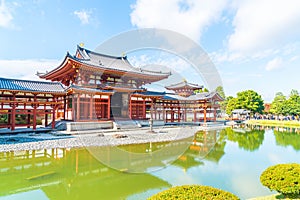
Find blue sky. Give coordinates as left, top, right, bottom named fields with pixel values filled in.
left=0, top=0, right=300, bottom=102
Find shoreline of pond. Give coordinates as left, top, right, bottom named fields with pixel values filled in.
left=0, top=125, right=226, bottom=152
left=245, top=119, right=300, bottom=129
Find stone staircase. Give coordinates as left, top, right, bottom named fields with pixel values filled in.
left=113, top=120, right=141, bottom=130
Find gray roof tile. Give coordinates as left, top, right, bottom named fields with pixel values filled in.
left=0, top=77, right=65, bottom=93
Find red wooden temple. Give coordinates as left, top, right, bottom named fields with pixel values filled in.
left=0, top=45, right=223, bottom=131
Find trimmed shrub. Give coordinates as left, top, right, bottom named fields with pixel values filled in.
left=148, top=185, right=239, bottom=200
left=260, top=163, right=300, bottom=198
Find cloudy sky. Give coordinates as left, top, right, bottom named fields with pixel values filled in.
left=0, top=0, right=299, bottom=102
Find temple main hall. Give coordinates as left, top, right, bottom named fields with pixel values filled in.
left=0, top=45, right=223, bottom=131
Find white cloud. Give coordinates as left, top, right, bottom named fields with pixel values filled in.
left=130, top=0, right=228, bottom=41
left=0, top=0, right=13, bottom=28
left=0, top=59, right=60, bottom=81
left=228, top=0, right=300, bottom=54
left=73, top=10, right=91, bottom=25
left=265, top=57, right=283, bottom=71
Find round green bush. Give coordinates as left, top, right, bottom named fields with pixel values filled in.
left=148, top=185, right=239, bottom=200
left=260, top=163, right=300, bottom=198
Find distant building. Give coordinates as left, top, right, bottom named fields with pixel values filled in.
left=264, top=103, right=271, bottom=113
left=232, top=109, right=250, bottom=120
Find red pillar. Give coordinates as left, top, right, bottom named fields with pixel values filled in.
left=154, top=99, right=157, bottom=120
left=52, top=97, right=56, bottom=129
left=63, top=96, right=67, bottom=120
left=129, top=95, right=132, bottom=119
left=142, top=98, right=146, bottom=119
left=27, top=113, right=30, bottom=128
left=76, top=95, right=80, bottom=121
left=11, top=93, right=16, bottom=131
left=90, top=94, right=93, bottom=120
left=162, top=101, right=165, bottom=122
left=150, top=98, right=154, bottom=119
left=178, top=102, right=180, bottom=122
left=33, top=94, right=37, bottom=130
left=107, top=95, right=111, bottom=119
left=72, top=96, right=75, bottom=121
left=171, top=108, right=174, bottom=122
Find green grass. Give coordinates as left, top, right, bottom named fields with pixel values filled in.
left=246, top=120, right=300, bottom=128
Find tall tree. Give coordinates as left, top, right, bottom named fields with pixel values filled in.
left=285, top=89, right=300, bottom=115
left=225, top=97, right=237, bottom=115
left=269, top=92, right=286, bottom=115
left=215, top=86, right=225, bottom=99
left=235, top=90, right=265, bottom=114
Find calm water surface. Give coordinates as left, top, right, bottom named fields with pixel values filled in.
left=0, top=126, right=299, bottom=200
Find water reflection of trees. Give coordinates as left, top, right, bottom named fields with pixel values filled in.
left=220, top=127, right=265, bottom=152
left=274, top=130, right=300, bottom=151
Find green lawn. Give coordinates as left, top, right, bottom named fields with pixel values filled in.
left=246, top=119, right=300, bottom=128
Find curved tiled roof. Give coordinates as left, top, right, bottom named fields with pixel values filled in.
left=0, top=77, right=66, bottom=93
left=165, top=80, right=203, bottom=90
left=75, top=45, right=170, bottom=76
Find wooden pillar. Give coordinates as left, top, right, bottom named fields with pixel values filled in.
left=162, top=101, right=165, bottom=122
left=33, top=94, right=37, bottom=130
left=63, top=96, right=67, bottom=120
left=129, top=95, right=132, bottom=119
left=76, top=95, right=80, bottom=121
left=154, top=99, right=157, bottom=120
left=90, top=94, right=93, bottom=120
left=52, top=97, right=56, bottom=129
left=150, top=98, right=154, bottom=119
left=27, top=113, right=30, bottom=128
left=72, top=95, right=75, bottom=121
left=178, top=103, right=180, bottom=122
left=171, top=108, right=174, bottom=122
left=184, top=107, right=187, bottom=122
left=142, top=98, right=146, bottom=119
left=84, top=94, right=88, bottom=119
left=11, top=93, right=16, bottom=131
left=107, top=95, right=111, bottom=119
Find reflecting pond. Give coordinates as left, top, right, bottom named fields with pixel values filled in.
left=0, top=126, right=300, bottom=199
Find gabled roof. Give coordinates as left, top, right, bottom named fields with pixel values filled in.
left=165, top=80, right=203, bottom=90
left=0, top=77, right=65, bottom=94
left=39, top=46, right=171, bottom=84
left=133, top=91, right=224, bottom=102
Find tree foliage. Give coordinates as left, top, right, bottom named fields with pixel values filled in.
left=148, top=185, right=240, bottom=200
left=215, top=86, right=225, bottom=99
left=269, top=90, right=300, bottom=116
left=225, top=97, right=237, bottom=115
left=225, top=90, right=264, bottom=114
left=269, top=92, right=286, bottom=114
left=260, top=163, right=300, bottom=198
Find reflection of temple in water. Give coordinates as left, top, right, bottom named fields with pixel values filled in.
left=174, top=130, right=226, bottom=171
left=0, top=131, right=228, bottom=198
left=0, top=148, right=171, bottom=199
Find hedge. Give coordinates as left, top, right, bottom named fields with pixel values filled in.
left=260, top=163, right=300, bottom=198
left=148, top=185, right=239, bottom=200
